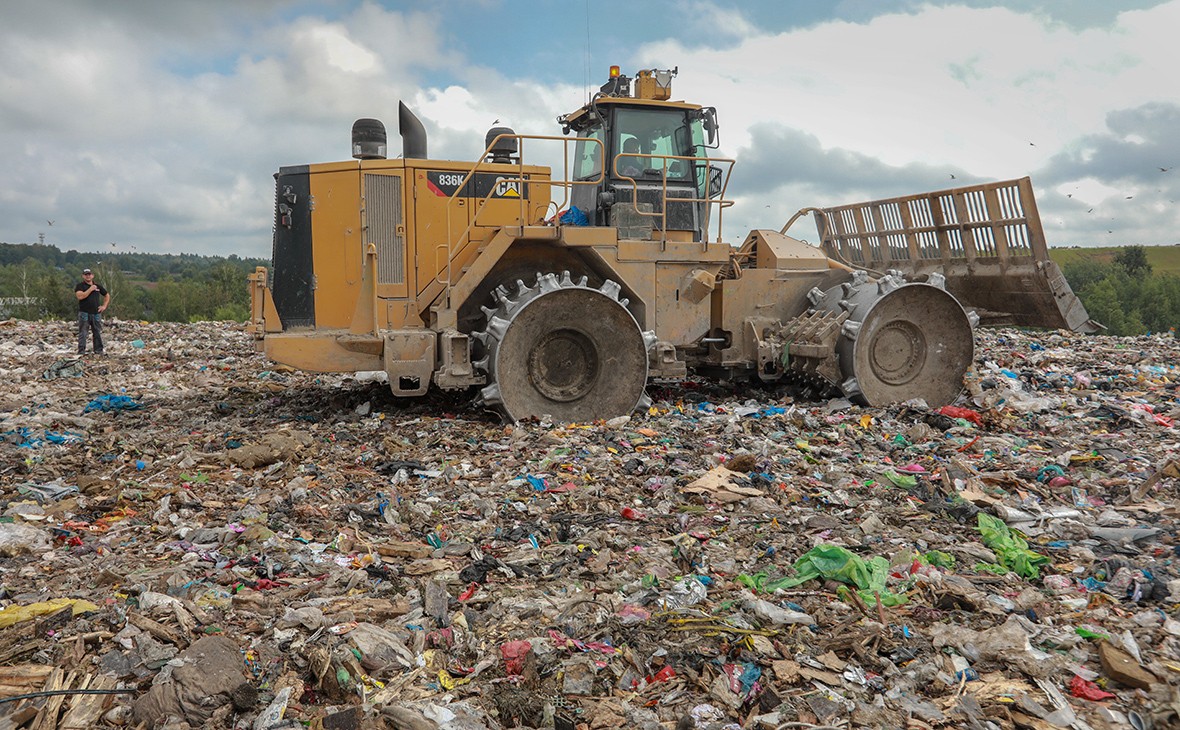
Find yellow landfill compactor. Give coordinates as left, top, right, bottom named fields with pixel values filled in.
left=249, top=66, right=1096, bottom=422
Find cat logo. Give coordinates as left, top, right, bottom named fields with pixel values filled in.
left=493, top=177, right=522, bottom=198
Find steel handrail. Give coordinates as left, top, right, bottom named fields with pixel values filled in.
left=436, top=136, right=606, bottom=285
left=611, top=152, right=735, bottom=246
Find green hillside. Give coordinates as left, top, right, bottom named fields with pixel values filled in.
left=1050, top=244, right=1180, bottom=276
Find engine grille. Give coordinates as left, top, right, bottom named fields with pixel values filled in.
left=363, top=174, right=405, bottom=284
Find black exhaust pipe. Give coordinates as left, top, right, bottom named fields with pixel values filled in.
left=399, top=101, right=427, bottom=159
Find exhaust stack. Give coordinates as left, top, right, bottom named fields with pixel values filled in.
left=399, top=101, right=428, bottom=159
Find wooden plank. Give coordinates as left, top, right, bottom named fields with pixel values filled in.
left=0, top=665, right=54, bottom=698
left=59, top=675, right=117, bottom=730
left=29, top=667, right=66, bottom=730
left=0, top=704, right=40, bottom=730
left=128, top=612, right=186, bottom=648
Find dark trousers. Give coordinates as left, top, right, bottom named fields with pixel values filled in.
left=77, top=312, right=104, bottom=354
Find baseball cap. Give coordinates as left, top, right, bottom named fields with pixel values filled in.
left=82, top=268, right=92, bottom=274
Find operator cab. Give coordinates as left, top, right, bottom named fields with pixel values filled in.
left=560, top=67, right=718, bottom=242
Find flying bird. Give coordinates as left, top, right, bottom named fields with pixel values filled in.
left=1087, top=208, right=1094, bottom=213
left=1028, top=142, right=1035, bottom=146
left=1066, top=193, right=1072, bottom=198
left=1160, top=167, right=1172, bottom=172
left=1125, top=196, right=1134, bottom=200
left=949, top=173, right=956, bottom=179
left=46, top=220, right=54, bottom=226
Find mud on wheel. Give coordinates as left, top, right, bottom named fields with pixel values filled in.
left=474, top=272, right=655, bottom=423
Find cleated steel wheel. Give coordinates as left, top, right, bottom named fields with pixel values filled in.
left=808, top=270, right=977, bottom=407
left=474, top=272, right=655, bottom=422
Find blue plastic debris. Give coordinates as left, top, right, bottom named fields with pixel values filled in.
left=558, top=206, right=589, bottom=226
left=44, top=431, right=84, bottom=445
left=83, top=394, right=143, bottom=413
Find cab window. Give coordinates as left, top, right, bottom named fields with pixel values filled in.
left=613, top=108, right=695, bottom=180
left=573, top=126, right=605, bottom=180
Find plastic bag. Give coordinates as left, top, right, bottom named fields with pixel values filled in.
left=83, top=394, right=143, bottom=413
left=658, top=576, right=708, bottom=609
left=0, top=598, right=100, bottom=629
left=0, top=522, right=52, bottom=556
left=743, top=544, right=907, bottom=606
left=977, top=513, right=1049, bottom=579
left=558, top=206, right=588, bottom=226
left=1069, top=675, right=1115, bottom=701
left=937, top=405, right=983, bottom=426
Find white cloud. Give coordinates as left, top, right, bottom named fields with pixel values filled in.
left=0, top=1, right=1177, bottom=257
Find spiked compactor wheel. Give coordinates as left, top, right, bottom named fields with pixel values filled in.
left=475, top=272, right=655, bottom=423
left=807, top=270, right=976, bottom=407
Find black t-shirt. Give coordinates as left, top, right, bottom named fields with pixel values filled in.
left=76, top=281, right=107, bottom=314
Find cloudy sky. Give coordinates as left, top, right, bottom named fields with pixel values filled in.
left=2, top=0, right=1177, bottom=258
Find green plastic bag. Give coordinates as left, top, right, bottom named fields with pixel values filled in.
left=976, top=513, right=1049, bottom=579
left=972, top=562, right=1009, bottom=575
left=882, top=470, right=918, bottom=488
left=922, top=550, right=956, bottom=569
left=743, top=544, right=907, bottom=606
left=737, top=571, right=769, bottom=592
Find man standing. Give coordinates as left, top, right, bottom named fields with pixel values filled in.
left=75, top=268, right=109, bottom=355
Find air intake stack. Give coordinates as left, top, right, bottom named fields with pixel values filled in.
left=351, top=118, right=387, bottom=160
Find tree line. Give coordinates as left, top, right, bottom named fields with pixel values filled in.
left=1, top=241, right=1174, bottom=335
left=1060, top=245, right=1180, bottom=336
left=0, top=243, right=267, bottom=322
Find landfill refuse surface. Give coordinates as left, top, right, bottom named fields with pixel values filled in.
left=1, top=316, right=1179, bottom=730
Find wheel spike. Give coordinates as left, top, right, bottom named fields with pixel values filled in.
left=541, top=272, right=563, bottom=292
left=476, top=272, right=649, bottom=423
left=486, top=315, right=510, bottom=341
left=479, top=382, right=502, bottom=406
